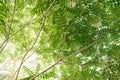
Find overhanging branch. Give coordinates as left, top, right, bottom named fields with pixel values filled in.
left=30, top=37, right=103, bottom=80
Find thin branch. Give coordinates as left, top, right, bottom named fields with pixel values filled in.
left=0, top=1, right=40, bottom=54
left=0, top=0, right=16, bottom=53
left=10, top=17, right=39, bottom=37
left=0, top=17, right=39, bottom=54
left=30, top=37, right=103, bottom=80
left=30, top=2, right=101, bottom=79
left=3, top=23, right=8, bottom=37
left=0, top=41, right=8, bottom=53
left=64, top=38, right=101, bottom=59
left=15, top=0, right=56, bottom=80
left=9, top=51, right=35, bottom=80
left=0, top=1, right=38, bottom=53
left=30, top=58, right=63, bottom=80
left=15, top=16, right=45, bottom=80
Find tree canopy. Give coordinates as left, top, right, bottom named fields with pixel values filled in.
left=0, top=0, right=120, bottom=80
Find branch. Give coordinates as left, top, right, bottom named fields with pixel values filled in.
left=0, top=1, right=39, bottom=53
left=0, top=0, right=16, bottom=53
left=30, top=37, right=103, bottom=80
left=15, top=0, right=56, bottom=80
left=30, top=58, right=62, bottom=80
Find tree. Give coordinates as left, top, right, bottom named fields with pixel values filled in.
left=0, top=0, right=120, bottom=80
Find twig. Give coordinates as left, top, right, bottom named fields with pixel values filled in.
left=10, top=17, right=39, bottom=38
left=0, top=1, right=39, bottom=53
left=0, top=0, right=16, bottom=53
left=30, top=37, right=103, bottom=80
left=15, top=16, right=45, bottom=80
left=9, top=51, right=35, bottom=80
left=30, top=58, right=63, bottom=80
left=15, top=0, right=56, bottom=80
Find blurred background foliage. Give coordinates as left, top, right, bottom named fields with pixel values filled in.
left=0, top=0, right=120, bottom=80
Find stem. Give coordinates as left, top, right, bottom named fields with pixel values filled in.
left=0, top=0, right=16, bottom=53
left=15, top=0, right=56, bottom=79
left=30, top=37, right=102, bottom=80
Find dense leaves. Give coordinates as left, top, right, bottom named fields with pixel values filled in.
left=0, top=0, right=120, bottom=80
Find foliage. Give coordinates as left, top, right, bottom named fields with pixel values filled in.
left=0, top=0, right=120, bottom=80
